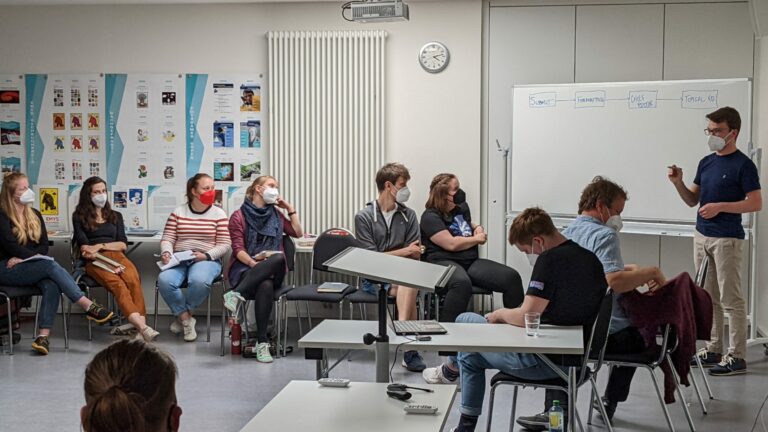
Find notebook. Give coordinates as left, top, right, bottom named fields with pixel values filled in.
left=386, top=310, right=447, bottom=336
left=316, top=282, right=349, bottom=293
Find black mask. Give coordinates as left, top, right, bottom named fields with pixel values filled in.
left=453, top=188, right=466, bottom=206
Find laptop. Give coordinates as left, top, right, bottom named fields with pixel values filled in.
left=386, top=310, right=447, bottom=336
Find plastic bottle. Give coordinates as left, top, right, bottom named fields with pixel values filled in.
left=549, top=399, right=564, bottom=432
left=231, top=321, right=242, bottom=355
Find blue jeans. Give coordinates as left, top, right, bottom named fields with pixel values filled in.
left=361, top=279, right=392, bottom=295
left=456, top=312, right=562, bottom=417
left=0, top=259, right=84, bottom=329
left=157, top=260, right=221, bottom=316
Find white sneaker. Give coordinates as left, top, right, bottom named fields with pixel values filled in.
left=256, top=342, right=274, bottom=363
left=182, top=317, right=197, bottom=342
left=169, top=318, right=182, bottom=335
left=140, top=326, right=160, bottom=342
left=223, top=290, right=245, bottom=314
left=423, top=364, right=459, bottom=385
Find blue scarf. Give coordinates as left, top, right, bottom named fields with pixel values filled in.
left=241, top=199, right=283, bottom=256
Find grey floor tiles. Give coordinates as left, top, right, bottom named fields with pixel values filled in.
left=1, top=316, right=767, bottom=431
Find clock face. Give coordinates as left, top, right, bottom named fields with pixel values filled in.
left=419, top=42, right=449, bottom=73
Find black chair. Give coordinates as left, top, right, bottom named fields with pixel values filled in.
left=486, top=289, right=615, bottom=432
left=220, top=235, right=297, bottom=357
left=0, top=285, right=68, bottom=355
left=587, top=323, right=697, bottom=432
left=69, top=232, right=120, bottom=341
left=154, top=272, right=225, bottom=343
left=283, top=228, right=358, bottom=338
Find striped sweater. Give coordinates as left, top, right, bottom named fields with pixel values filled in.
left=160, top=204, right=231, bottom=260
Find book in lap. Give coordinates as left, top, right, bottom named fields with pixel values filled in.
left=92, top=253, right=127, bottom=274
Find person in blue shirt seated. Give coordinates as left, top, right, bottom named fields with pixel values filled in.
left=517, top=176, right=666, bottom=430
left=668, top=106, right=761, bottom=376
left=449, top=207, right=606, bottom=432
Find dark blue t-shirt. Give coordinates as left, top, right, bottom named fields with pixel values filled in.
left=694, top=150, right=760, bottom=239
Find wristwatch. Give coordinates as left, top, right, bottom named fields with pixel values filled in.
left=287, top=211, right=297, bottom=216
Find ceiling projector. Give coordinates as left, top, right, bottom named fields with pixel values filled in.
left=344, top=0, right=410, bottom=23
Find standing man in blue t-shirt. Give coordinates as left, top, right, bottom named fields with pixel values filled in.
left=668, top=107, right=762, bottom=376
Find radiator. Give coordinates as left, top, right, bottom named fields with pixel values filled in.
left=267, top=30, right=387, bottom=236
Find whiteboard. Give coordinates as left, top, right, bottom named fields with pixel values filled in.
left=510, top=79, right=753, bottom=224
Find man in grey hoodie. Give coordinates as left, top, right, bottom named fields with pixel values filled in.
left=354, top=162, right=425, bottom=372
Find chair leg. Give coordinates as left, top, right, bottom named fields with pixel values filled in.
left=273, top=299, right=280, bottom=358
left=588, top=375, right=614, bottom=432
left=153, top=284, right=159, bottom=329
left=295, top=301, right=303, bottom=337
left=575, top=410, right=585, bottom=432
left=588, top=377, right=597, bottom=426
left=242, top=301, right=250, bottom=343
left=220, top=298, right=226, bottom=356
left=688, top=361, right=708, bottom=415
left=283, top=299, right=289, bottom=357
left=694, top=354, right=715, bottom=399
left=509, top=386, right=518, bottom=432
left=306, top=301, right=313, bottom=329
left=206, top=288, right=212, bottom=342
left=667, top=355, right=696, bottom=432
left=34, top=297, right=40, bottom=337
left=338, top=300, right=344, bottom=320
left=486, top=384, right=498, bottom=432
left=649, top=366, right=676, bottom=432
left=61, top=295, right=69, bottom=350
left=3, top=294, right=13, bottom=355
left=85, top=287, right=93, bottom=342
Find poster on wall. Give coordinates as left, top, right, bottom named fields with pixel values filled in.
left=33, top=184, right=68, bottom=232
left=26, top=74, right=106, bottom=186
left=105, top=74, right=186, bottom=187
left=0, top=74, right=25, bottom=178
left=111, top=185, right=148, bottom=230
left=186, top=74, right=264, bottom=189
left=226, top=185, right=247, bottom=214
left=147, top=185, right=183, bottom=231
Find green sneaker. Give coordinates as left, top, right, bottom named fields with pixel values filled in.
left=86, top=302, right=114, bottom=325
left=31, top=335, right=49, bottom=355
left=256, top=342, right=274, bottom=363
left=223, top=291, right=245, bottom=314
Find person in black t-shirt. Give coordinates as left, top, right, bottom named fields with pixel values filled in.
left=421, top=173, right=524, bottom=386
left=449, top=207, right=607, bottom=432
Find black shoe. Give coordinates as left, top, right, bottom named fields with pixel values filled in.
left=592, top=396, right=617, bottom=422
left=709, top=354, right=747, bottom=376
left=31, top=336, right=49, bottom=355
left=516, top=412, right=549, bottom=431
left=690, top=348, right=722, bottom=367
left=86, top=302, right=114, bottom=325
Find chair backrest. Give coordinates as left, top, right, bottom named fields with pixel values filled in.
left=310, top=228, right=359, bottom=273
left=694, top=254, right=709, bottom=287
left=580, top=289, right=614, bottom=379
left=283, top=235, right=296, bottom=272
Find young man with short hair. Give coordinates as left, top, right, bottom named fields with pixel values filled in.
left=449, top=207, right=606, bottom=432
left=668, top=107, right=762, bottom=376
left=354, top=162, right=426, bottom=372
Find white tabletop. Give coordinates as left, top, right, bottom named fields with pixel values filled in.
left=240, top=381, right=457, bottom=432
left=324, top=247, right=453, bottom=292
left=299, top=320, right=584, bottom=355
left=46, top=231, right=162, bottom=243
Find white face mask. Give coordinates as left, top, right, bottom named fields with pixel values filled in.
left=394, top=185, right=410, bottom=204
left=19, top=188, right=35, bottom=205
left=262, top=187, right=279, bottom=204
left=707, top=130, right=732, bottom=152
left=526, top=239, right=541, bottom=267
left=92, top=193, right=108, bottom=208
left=602, top=207, right=623, bottom=232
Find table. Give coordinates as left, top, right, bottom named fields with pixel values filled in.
left=239, top=380, right=457, bottom=432
left=299, top=319, right=583, bottom=432
left=323, top=247, right=455, bottom=382
left=47, top=231, right=162, bottom=256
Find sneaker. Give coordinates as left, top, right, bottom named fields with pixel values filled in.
left=223, top=290, right=245, bottom=314
left=592, top=396, right=616, bottom=422
left=140, top=326, right=160, bottom=342
left=169, top=318, right=182, bottom=335
left=256, top=342, right=274, bottom=363
left=709, top=354, right=747, bottom=376
left=423, top=363, right=459, bottom=384
left=516, top=412, right=550, bottom=431
left=182, top=317, right=197, bottom=342
left=402, top=350, right=426, bottom=372
left=31, top=335, right=49, bottom=355
left=86, top=302, right=114, bottom=325
left=690, top=347, right=722, bottom=367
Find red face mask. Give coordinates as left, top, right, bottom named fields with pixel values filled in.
left=199, top=189, right=216, bottom=206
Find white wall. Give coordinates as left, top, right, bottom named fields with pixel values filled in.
left=754, top=36, right=768, bottom=336
left=0, top=1, right=482, bottom=314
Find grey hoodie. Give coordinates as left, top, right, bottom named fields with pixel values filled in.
left=354, top=200, right=420, bottom=253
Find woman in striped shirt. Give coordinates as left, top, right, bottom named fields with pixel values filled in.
left=158, top=173, right=231, bottom=341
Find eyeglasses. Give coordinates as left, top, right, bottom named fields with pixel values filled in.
left=704, top=127, right=730, bottom=136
